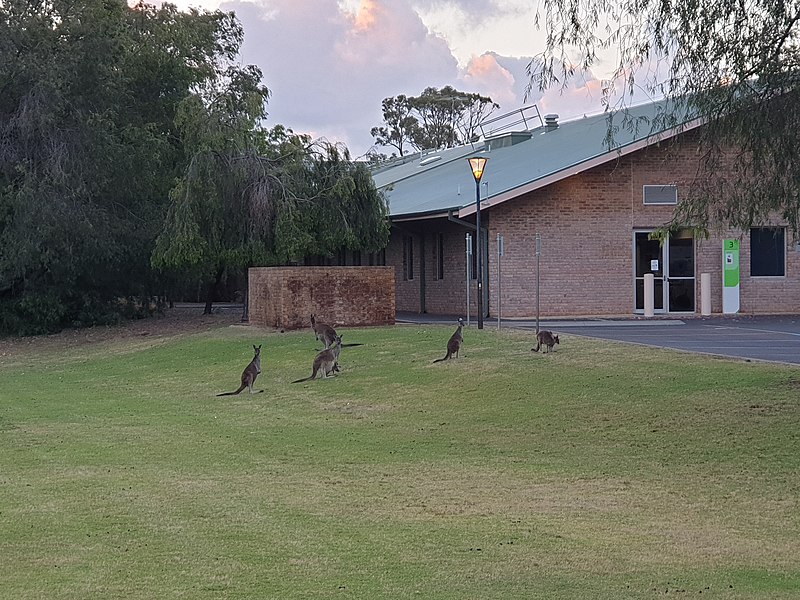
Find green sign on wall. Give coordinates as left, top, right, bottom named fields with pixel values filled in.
left=722, top=239, right=740, bottom=313
left=723, top=239, right=740, bottom=286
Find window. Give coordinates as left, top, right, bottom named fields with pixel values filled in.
left=402, top=236, right=414, bottom=280
left=643, top=184, right=678, bottom=205
left=750, top=227, right=785, bottom=276
left=436, top=233, right=444, bottom=280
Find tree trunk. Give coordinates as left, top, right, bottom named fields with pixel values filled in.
left=241, top=269, right=249, bottom=322
left=203, top=266, right=224, bottom=315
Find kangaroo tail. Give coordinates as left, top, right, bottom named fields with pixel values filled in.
left=433, top=354, right=450, bottom=363
left=531, top=343, right=540, bottom=352
left=340, top=343, right=364, bottom=347
left=292, top=375, right=313, bottom=384
left=217, top=383, right=246, bottom=396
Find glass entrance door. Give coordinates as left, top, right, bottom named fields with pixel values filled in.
left=634, top=230, right=695, bottom=313
left=666, top=232, right=695, bottom=312
left=635, top=232, right=664, bottom=312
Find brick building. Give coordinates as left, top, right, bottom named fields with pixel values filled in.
left=372, top=100, right=800, bottom=318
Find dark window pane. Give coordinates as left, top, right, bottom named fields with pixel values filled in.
left=635, top=278, right=664, bottom=310
left=669, top=280, right=694, bottom=312
left=750, top=228, right=785, bottom=276
left=635, top=233, right=662, bottom=277
left=669, top=238, right=694, bottom=277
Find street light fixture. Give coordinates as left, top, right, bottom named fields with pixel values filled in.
left=468, top=156, right=487, bottom=329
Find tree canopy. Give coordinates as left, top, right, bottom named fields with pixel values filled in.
left=532, top=0, right=800, bottom=234
left=0, top=0, right=389, bottom=332
left=0, top=0, right=235, bottom=332
left=152, top=115, right=390, bottom=313
left=370, top=86, right=498, bottom=158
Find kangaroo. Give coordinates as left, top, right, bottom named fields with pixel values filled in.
left=532, top=330, right=559, bottom=353
left=217, top=344, right=264, bottom=396
left=292, top=335, right=343, bottom=383
left=311, top=314, right=338, bottom=349
left=433, top=318, right=464, bottom=363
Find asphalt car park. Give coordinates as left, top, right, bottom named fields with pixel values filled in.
left=397, top=313, right=800, bottom=365
left=535, top=315, right=800, bottom=365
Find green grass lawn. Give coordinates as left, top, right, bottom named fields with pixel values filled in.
left=1, top=321, right=799, bottom=599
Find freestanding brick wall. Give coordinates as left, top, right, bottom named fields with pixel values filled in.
left=248, top=267, right=395, bottom=330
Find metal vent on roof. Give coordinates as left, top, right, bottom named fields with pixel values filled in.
left=544, top=113, right=559, bottom=129
left=486, top=131, right=533, bottom=150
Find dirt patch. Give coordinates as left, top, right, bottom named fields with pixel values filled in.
left=0, top=305, right=242, bottom=361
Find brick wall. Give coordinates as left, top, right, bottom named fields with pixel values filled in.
left=248, top=267, right=395, bottom=330
left=389, top=134, right=800, bottom=317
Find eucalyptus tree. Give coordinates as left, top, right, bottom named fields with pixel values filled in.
left=370, top=95, right=421, bottom=157
left=410, top=86, right=499, bottom=150
left=532, top=0, right=800, bottom=233
left=371, top=86, right=498, bottom=155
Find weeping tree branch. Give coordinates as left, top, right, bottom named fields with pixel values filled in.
left=532, top=0, right=800, bottom=234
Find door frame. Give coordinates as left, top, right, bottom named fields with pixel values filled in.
left=632, top=230, right=696, bottom=314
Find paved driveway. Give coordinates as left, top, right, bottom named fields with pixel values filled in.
left=530, top=315, right=800, bottom=365
left=397, top=313, right=800, bottom=365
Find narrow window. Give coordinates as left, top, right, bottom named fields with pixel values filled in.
left=403, top=236, right=414, bottom=280
left=643, top=184, right=678, bottom=205
left=750, top=227, right=785, bottom=276
left=436, top=233, right=445, bottom=280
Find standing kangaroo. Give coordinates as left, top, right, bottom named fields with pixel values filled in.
left=532, top=330, right=559, bottom=353
left=433, top=318, right=464, bottom=363
left=217, top=345, right=264, bottom=396
left=293, top=335, right=343, bottom=383
left=311, top=314, right=338, bottom=349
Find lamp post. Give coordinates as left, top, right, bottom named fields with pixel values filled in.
left=468, top=156, right=487, bottom=329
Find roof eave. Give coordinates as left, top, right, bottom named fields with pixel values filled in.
left=390, top=208, right=462, bottom=222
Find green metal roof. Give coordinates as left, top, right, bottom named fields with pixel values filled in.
left=371, top=99, right=699, bottom=219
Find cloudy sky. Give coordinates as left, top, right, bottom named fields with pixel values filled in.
left=164, top=0, right=652, bottom=157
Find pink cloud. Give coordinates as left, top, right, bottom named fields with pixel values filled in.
left=461, top=53, right=517, bottom=106
left=222, top=0, right=459, bottom=155
left=215, top=1, right=637, bottom=155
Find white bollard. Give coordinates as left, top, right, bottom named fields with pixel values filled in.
left=644, top=273, right=655, bottom=317
left=700, top=272, right=711, bottom=316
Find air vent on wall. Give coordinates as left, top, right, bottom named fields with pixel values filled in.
left=643, top=184, right=678, bottom=205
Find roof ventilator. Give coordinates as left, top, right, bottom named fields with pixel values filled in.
left=544, top=114, right=559, bottom=130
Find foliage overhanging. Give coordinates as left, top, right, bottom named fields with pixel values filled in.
left=532, top=0, right=800, bottom=234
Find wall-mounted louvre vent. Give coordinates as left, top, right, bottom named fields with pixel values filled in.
left=643, top=184, right=678, bottom=205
